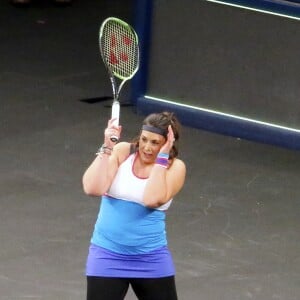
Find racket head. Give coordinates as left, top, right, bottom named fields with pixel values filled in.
left=99, top=17, right=140, bottom=81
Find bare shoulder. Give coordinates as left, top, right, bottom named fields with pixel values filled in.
left=171, top=157, right=186, bottom=168
left=113, top=142, right=132, bottom=164
left=169, top=158, right=186, bottom=173
left=168, top=158, right=186, bottom=195
left=113, top=141, right=131, bottom=151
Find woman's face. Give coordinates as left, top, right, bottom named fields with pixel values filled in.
left=138, top=130, right=166, bottom=164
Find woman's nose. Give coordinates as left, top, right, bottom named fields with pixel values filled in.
left=144, top=142, right=152, bottom=151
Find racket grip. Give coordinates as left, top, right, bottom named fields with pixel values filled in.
left=110, top=101, right=120, bottom=142
left=111, top=101, right=120, bottom=126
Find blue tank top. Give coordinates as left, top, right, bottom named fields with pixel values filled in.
left=91, top=153, right=171, bottom=254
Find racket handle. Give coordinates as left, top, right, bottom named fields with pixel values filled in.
left=110, top=101, right=120, bottom=142
left=111, top=101, right=120, bottom=126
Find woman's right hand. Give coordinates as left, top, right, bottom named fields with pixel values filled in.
left=104, top=118, right=122, bottom=147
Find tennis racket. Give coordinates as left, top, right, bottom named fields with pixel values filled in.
left=99, top=17, right=140, bottom=142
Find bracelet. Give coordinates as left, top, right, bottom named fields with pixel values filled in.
left=96, top=144, right=113, bottom=156
left=155, top=152, right=169, bottom=168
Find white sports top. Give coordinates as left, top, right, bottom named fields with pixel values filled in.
left=107, top=153, right=172, bottom=211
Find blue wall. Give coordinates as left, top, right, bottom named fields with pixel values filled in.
left=133, top=0, right=300, bottom=150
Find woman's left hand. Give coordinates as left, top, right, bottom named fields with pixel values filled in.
left=159, top=125, right=175, bottom=154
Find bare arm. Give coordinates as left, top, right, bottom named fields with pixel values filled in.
left=143, top=158, right=186, bottom=208
left=82, top=147, right=119, bottom=196
left=82, top=119, right=128, bottom=196
left=143, top=125, right=186, bottom=207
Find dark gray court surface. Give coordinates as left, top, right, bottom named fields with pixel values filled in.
left=1, top=1, right=300, bottom=299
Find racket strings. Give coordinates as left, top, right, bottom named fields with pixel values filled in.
left=101, top=21, right=139, bottom=79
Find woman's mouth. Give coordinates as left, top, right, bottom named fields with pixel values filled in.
left=143, top=152, right=152, bottom=159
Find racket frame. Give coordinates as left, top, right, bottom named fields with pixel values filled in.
left=99, top=17, right=139, bottom=142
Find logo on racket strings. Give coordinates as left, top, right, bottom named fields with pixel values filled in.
left=109, top=34, right=132, bottom=65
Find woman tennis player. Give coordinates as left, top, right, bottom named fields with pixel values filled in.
left=82, top=111, right=186, bottom=300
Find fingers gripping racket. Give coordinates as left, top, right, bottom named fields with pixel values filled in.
left=99, top=17, right=140, bottom=142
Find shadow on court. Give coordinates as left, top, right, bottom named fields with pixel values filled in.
left=0, top=1, right=299, bottom=299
